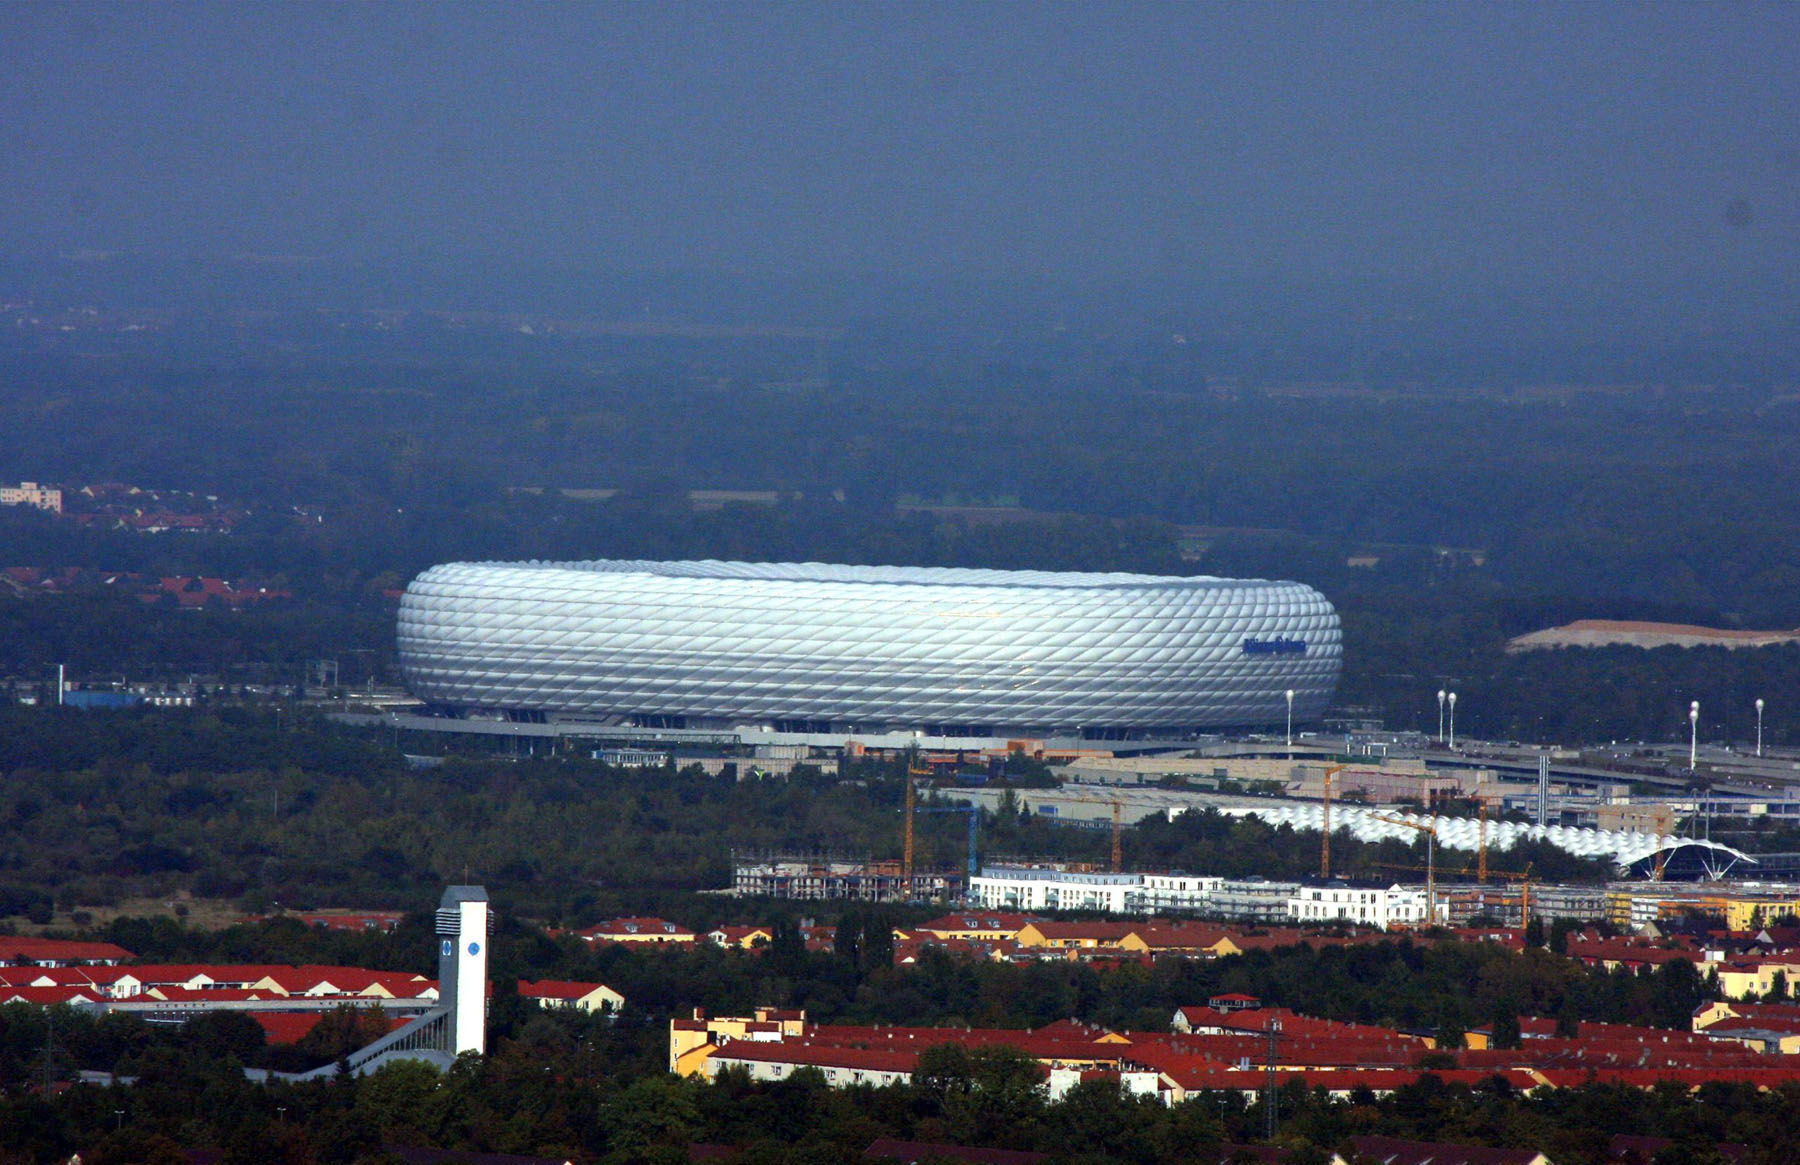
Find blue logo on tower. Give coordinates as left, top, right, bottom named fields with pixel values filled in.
left=440, top=940, right=452, bottom=958
left=468, top=941, right=481, bottom=957
left=1241, top=637, right=1306, bottom=655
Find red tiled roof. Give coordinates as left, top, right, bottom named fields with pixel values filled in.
left=714, top=1042, right=918, bottom=1075
left=0, top=986, right=101, bottom=1005
left=0, top=937, right=134, bottom=964
left=1020, top=921, right=1138, bottom=941
left=247, top=1012, right=326, bottom=1046
left=580, top=917, right=695, bottom=938
left=1131, top=923, right=1235, bottom=949
left=917, top=913, right=1039, bottom=933
left=148, top=987, right=270, bottom=1002
left=0, top=966, right=106, bottom=988
left=519, top=979, right=612, bottom=1002
left=247, top=1011, right=414, bottom=1047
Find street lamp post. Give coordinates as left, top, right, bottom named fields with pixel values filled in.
left=1285, top=689, right=1295, bottom=755
left=1689, top=701, right=1700, bottom=771
left=1756, top=698, right=1765, bottom=759
left=1447, top=692, right=1457, bottom=750
left=1436, top=689, right=1446, bottom=744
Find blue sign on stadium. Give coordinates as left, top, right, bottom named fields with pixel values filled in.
left=1241, top=637, right=1307, bottom=655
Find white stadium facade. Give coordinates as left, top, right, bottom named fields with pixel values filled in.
left=394, top=559, right=1341, bottom=749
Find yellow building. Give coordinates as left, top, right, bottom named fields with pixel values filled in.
left=1606, top=886, right=1800, bottom=932
left=668, top=1007, right=807, bottom=1076
left=1709, top=960, right=1800, bottom=1001
left=1117, top=926, right=1242, bottom=958
left=913, top=912, right=1036, bottom=943
left=1013, top=921, right=1138, bottom=952
left=703, top=925, right=774, bottom=950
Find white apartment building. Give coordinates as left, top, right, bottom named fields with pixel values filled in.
left=1206, top=878, right=1304, bottom=924
left=1286, top=882, right=1438, bottom=929
left=1, top=482, right=62, bottom=513
left=972, top=866, right=1303, bottom=921
left=970, top=866, right=1142, bottom=913
left=1136, top=873, right=1225, bottom=914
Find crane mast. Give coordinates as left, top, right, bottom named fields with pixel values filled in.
left=1319, top=763, right=1348, bottom=879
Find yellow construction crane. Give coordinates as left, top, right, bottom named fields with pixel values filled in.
left=1371, top=812, right=1440, bottom=927
left=1378, top=857, right=1535, bottom=930
left=902, top=764, right=930, bottom=887
left=1319, top=763, right=1350, bottom=880
left=1487, top=863, right=1535, bottom=930
left=1060, top=791, right=1128, bottom=872
left=1478, top=802, right=1488, bottom=885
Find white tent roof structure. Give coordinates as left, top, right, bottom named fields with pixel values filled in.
left=1212, top=802, right=1751, bottom=874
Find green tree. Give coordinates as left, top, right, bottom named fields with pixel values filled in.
left=1490, top=999, right=1522, bottom=1050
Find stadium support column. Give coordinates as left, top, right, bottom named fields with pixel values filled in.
left=1536, top=755, right=1549, bottom=827
left=436, top=885, right=489, bottom=1056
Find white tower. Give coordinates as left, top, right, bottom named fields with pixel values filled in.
left=436, top=885, right=489, bottom=1056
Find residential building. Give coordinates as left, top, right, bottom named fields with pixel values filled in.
left=1287, top=882, right=1437, bottom=929
left=912, top=912, right=1038, bottom=942
left=1693, top=1001, right=1800, bottom=1054
left=0, top=937, right=133, bottom=967
left=669, top=1006, right=809, bottom=1076
left=1206, top=878, right=1304, bottom=924
left=704, top=925, right=774, bottom=949
left=733, top=857, right=954, bottom=903
left=578, top=917, right=697, bottom=944
left=1013, top=920, right=1140, bottom=953
left=1604, top=883, right=1800, bottom=932
left=0, top=482, right=62, bottom=513
left=518, top=979, right=624, bottom=1014
left=1136, top=873, right=1225, bottom=913
left=970, top=866, right=1140, bottom=913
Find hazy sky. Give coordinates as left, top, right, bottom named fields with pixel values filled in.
left=5, top=2, right=1798, bottom=293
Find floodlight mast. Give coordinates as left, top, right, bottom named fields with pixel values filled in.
left=1285, top=689, right=1295, bottom=756
left=1447, top=692, right=1457, bottom=750
left=1690, top=701, right=1700, bottom=771
left=1756, top=698, right=1765, bottom=758
left=1436, top=689, right=1446, bottom=743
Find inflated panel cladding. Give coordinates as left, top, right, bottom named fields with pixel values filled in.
left=396, top=560, right=1341, bottom=729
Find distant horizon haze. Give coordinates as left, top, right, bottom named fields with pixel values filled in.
left=2, top=2, right=1796, bottom=317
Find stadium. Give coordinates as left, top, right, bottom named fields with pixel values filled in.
left=394, top=559, right=1341, bottom=748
